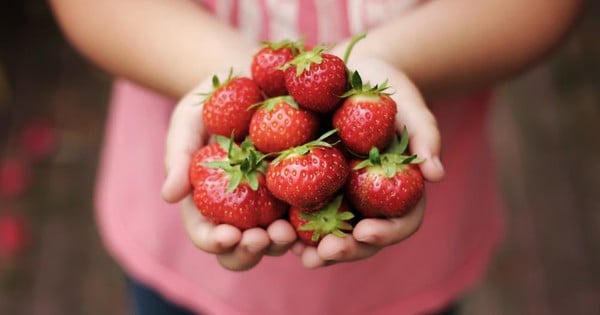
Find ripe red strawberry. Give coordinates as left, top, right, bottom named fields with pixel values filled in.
left=249, top=96, right=320, bottom=153
left=189, top=142, right=227, bottom=187
left=189, top=137, right=287, bottom=230
left=289, top=195, right=354, bottom=246
left=202, top=71, right=263, bottom=141
left=251, top=40, right=301, bottom=97
left=282, top=47, right=347, bottom=113
left=345, top=130, right=424, bottom=218
left=266, top=130, right=349, bottom=210
left=333, top=71, right=397, bottom=156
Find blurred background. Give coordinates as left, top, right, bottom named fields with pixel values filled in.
left=0, top=1, right=598, bottom=314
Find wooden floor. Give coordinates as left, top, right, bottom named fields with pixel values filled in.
left=0, top=2, right=598, bottom=315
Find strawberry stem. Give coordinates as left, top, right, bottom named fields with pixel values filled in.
left=343, top=33, right=367, bottom=64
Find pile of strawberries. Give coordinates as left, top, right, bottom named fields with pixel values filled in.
left=189, top=36, right=424, bottom=246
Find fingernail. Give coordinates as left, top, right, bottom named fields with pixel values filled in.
left=245, top=244, right=263, bottom=254
left=354, top=234, right=375, bottom=243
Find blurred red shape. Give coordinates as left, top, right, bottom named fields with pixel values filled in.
left=0, top=157, right=31, bottom=198
left=0, top=212, right=29, bottom=259
left=19, top=119, right=56, bottom=160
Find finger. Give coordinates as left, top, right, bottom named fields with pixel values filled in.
left=316, top=234, right=380, bottom=262
left=352, top=197, right=426, bottom=247
left=265, top=219, right=298, bottom=256
left=161, top=89, right=208, bottom=203
left=182, top=197, right=242, bottom=253
left=392, top=75, right=445, bottom=183
left=290, top=241, right=307, bottom=256
left=161, top=152, right=194, bottom=203
left=300, top=246, right=329, bottom=269
left=216, top=228, right=271, bottom=271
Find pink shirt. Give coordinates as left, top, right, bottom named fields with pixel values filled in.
left=95, top=1, right=505, bottom=314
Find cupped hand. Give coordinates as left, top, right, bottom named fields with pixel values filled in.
left=161, top=69, right=298, bottom=271
left=292, top=55, right=446, bottom=268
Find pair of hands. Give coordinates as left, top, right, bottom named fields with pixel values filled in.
left=161, top=52, right=445, bottom=271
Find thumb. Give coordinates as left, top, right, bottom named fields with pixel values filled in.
left=391, top=75, right=445, bottom=183
left=161, top=152, right=193, bottom=203
left=161, top=89, right=208, bottom=203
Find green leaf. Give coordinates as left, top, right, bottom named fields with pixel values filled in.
left=337, top=211, right=355, bottom=221
left=401, top=154, right=418, bottom=164
left=240, top=138, right=255, bottom=151
left=384, top=127, right=409, bottom=155
left=311, top=230, right=323, bottom=242
left=383, top=161, right=397, bottom=178
left=215, top=135, right=232, bottom=152
left=227, top=168, right=243, bottom=193
left=203, top=160, right=230, bottom=169
left=398, top=126, right=409, bottom=154
left=353, top=159, right=372, bottom=170
left=337, top=221, right=354, bottom=231
left=212, top=75, right=220, bottom=88
left=351, top=71, right=363, bottom=90
left=298, top=221, right=319, bottom=231
left=368, top=147, right=381, bottom=165
left=324, top=195, right=343, bottom=215
left=332, top=230, right=347, bottom=238
left=246, top=172, right=259, bottom=191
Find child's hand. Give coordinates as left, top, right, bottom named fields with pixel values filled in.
left=161, top=71, right=297, bottom=271
left=291, top=56, right=445, bottom=268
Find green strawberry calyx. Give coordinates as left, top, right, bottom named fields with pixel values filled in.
left=251, top=95, right=300, bottom=112
left=298, top=195, right=355, bottom=242
left=271, top=129, right=338, bottom=164
left=198, top=68, right=236, bottom=103
left=340, top=70, right=391, bottom=98
left=279, top=45, right=328, bottom=76
left=203, top=134, right=268, bottom=192
left=261, top=39, right=304, bottom=56
left=353, top=126, right=424, bottom=178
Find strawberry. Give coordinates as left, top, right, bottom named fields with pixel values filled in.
left=189, top=136, right=287, bottom=230
left=289, top=195, right=354, bottom=246
left=202, top=71, right=263, bottom=141
left=282, top=47, right=347, bottom=113
left=251, top=40, right=301, bottom=97
left=249, top=96, right=320, bottom=153
left=333, top=71, right=397, bottom=156
left=189, top=142, right=227, bottom=187
left=266, top=130, right=349, bottom=210
left=345, top=129, right=424, bottom=218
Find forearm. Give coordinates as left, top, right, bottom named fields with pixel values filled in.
left=348, top=0, right=583, bottom=100
left=50, top=0, right=255, bottom=98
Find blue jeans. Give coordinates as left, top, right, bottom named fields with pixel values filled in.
left=126, top=276, right=197, bottom=315
left=126, top=276, right=458, bottom=315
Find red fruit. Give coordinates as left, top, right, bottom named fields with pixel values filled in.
left=189, top=137, right=287, bottom=229
left=19, top=119, right=56, bottom=160
left=0, top=212, right=29, bottom=259
left=202, top=72, right=263, bottom=141
left=0, top=157, right=31, bottom=198
left=193, top=172, right=287, bottom=230
left=249, top=96, right=320, bottom=153
left=289, top=195, right=354, bottom=246
left=251, top=40, right=300, bottom=97
left=282, top=48, right=347, bottom=113
left=189, top=143, right=227, bottom=187
left=266, top=130, right=349, bottom=210
left=345, top=132, right=424, bottom=218
left=333, top=71, right=397, bottom=156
